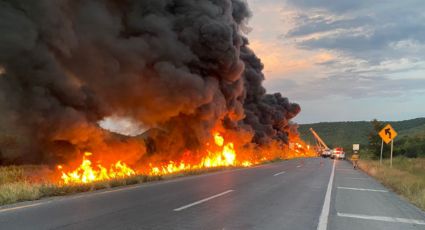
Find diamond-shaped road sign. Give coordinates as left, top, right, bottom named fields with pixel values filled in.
left=379, top=124, right=398, bottom=144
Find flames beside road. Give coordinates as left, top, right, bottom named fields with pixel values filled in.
left=56, top=132, right=315, bottom=184
left=58, top=152, right=136, bottom=184
left=148, top=132, right=251, bottom=176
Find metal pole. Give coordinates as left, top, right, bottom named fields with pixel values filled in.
left=380, top=139, right=384, bottom=166
left=390, top=140, right=394, bottom=168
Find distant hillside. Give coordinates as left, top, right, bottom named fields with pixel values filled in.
left=298, top=117, right=425, bottom=150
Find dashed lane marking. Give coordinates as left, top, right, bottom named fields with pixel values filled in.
left=273, top=171, right=286, bottom=176
left=173, top=190, right=234, bottom=211
left=337, top=212, right=425, bottom=225
left=338, top=187, right=388, bottom=192
left=345, top=177, right=370, bottom=180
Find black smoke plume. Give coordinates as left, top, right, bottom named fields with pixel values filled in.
left=0, top=0, right=300, bottom=164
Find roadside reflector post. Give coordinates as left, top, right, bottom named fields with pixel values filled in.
left=380, top=139, right=384, bottom=166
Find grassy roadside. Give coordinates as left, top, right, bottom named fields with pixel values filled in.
left=0, top=165, right=163, bottom=206
left=358, top=156, right=425, bottom=210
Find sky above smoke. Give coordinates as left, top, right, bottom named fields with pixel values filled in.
left=247, top=0, right=425, bottom=123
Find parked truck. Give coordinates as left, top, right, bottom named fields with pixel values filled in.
left=309, top=128, right=331, bottom=158
left=331, top=147, right=345, bottom=160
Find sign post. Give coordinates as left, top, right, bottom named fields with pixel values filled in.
left=390, top=140, right=394, bottom=168
left=380, top=139, right=384, bottom=166
left=378, top=124, right=398, bottom=167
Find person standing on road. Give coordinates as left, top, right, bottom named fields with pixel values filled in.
left=351, top=151, right=360, bottom=169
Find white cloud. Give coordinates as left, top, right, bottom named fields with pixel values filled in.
left=246, top=0, right=425, bottom=122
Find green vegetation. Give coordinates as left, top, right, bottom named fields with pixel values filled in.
left=367, top=119, right=386, bottom=158
left=299, top=117, right=425, bottom=157
left=359, top=157, right=425, bottom=210
left=299, top=121, right=372, bottom=149
left=366, top=119, right=425, bottom=159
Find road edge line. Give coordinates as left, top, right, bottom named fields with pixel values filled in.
left=317, top=160, right=336, bottom=230
left=0, top=203, right=42, bottom=214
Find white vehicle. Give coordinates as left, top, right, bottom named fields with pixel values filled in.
left=331, top=147, right=345, bottom=160
left=322, top=149, right=332, bottom=158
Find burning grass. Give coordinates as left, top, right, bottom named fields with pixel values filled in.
left=0, top=155, right=313, bottom=206
left=0, top=165, right=163, bottom=206
left=0, top=164, right=250, bottom=206
left=358, top=157, right=425, bottom=210
left=0, top=132, right=316, bottom=206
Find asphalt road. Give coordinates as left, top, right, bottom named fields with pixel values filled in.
left=0, top=158, right=424, bottom=230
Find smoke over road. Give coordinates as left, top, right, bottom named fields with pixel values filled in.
left=0, top=0, right=300, bottom=165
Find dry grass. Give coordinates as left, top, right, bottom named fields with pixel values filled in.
left=0, top=182, right=41, bottom=204
left=359, top=157, right=425, bottom=210
left=0, top=164, right=238, bottom=206
left=0, top=166, right=27, bottom=184
left=0, top=166, right=42, bottom=204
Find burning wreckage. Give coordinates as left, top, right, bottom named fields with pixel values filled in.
left=0, top=0, right=315, bottom=184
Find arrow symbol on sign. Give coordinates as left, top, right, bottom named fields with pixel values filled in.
left=385, top=128, right=391, bottom=139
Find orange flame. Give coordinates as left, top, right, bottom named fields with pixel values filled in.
left=57, top=132, right=316, bottom=184
left=58, top=151, right=136, bottom=184
left=148, top=132, right=238, bottom=175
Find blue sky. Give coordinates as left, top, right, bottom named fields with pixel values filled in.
left=246, top=0, right=425, bottom=123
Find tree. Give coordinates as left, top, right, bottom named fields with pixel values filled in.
left=367, top=119, right=388, bottom=159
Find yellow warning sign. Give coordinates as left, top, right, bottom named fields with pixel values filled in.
left=379, top=124, right=398, bottom=144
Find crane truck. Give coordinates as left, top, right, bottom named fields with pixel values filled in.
left=309, top=128, right=332, bottom=158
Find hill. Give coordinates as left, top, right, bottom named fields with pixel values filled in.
left=298, top=117, right=425, bottom=151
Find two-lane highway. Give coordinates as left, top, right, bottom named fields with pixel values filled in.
left=0, top=158, right=424, bottom=229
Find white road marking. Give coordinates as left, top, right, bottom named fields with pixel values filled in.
left=336, top=170, right=358, bottom=173
left=273, top=171, right=286, bottom=176
left=338, top=187, right=388, bottom=192
left=337, top=212, right=425, bottom=225
left=297, top=165, right=302, bottom=168
left=336, top=169, right=356, bottom=171
left=0, top=203, right=42, bottom=214
left=317, top=159, right=336, bottom=230
left=173, top=190, right=234, bottom=211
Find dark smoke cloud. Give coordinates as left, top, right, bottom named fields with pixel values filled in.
left=240, top=38, right=301, bottom=145
left=0, top=0, right=300, bottom=164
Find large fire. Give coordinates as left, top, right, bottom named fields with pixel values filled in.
left=58, top=152, right=136, bottom=184
left=148, top=132, right=248, bottom=176
left=57, top=132, right=314, bottom=184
